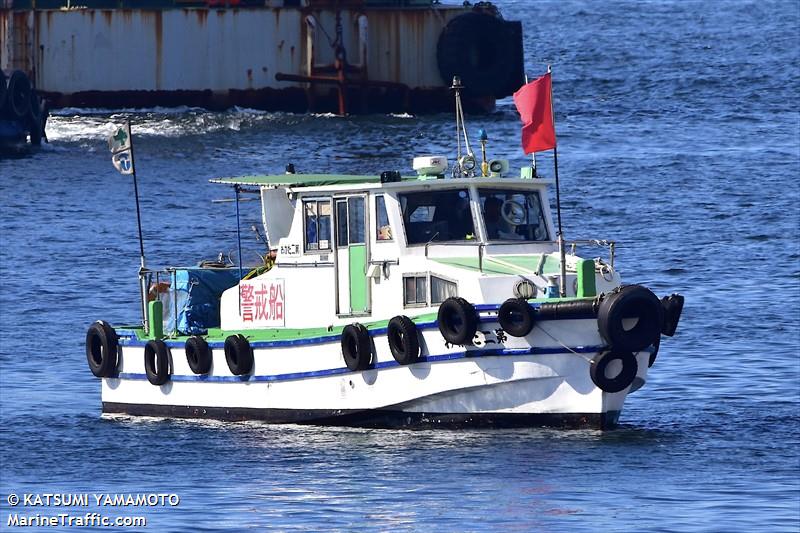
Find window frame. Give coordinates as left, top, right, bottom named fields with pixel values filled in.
left=477, top=188, right=550, bottom=243
left=302, top=197, right=333, bottom=254
left=430, top=273, right=459, bottom=305
left=402, top=272, right=430, bottom=308
left=398, top=188, right=477, bottom=246
left=374, top=194, right=394, bottom=243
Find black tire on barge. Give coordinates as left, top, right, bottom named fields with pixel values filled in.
left=144, top=340, right=171, bottom=386
left=436, top=12, right=523, bottom=98
left=28, top=92, right=43, bottom=146
left=85, top=321, right=119, bottom=378
left=0, top=71, right=7, bottom=114
left=5, top=70, right=31, bottom=120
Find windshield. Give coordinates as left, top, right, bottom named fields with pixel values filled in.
left=399, top=189, right=475, bottom=244
left=478, top=189, right=549, bottom=241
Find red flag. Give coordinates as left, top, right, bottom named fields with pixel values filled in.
left=513, top=72, right=556, bottom=154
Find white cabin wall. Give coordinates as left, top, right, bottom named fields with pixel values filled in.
left=261, top=187, right=294, bottom=249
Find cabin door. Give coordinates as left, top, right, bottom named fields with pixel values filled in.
left=334, top=196, right=369, bottom=315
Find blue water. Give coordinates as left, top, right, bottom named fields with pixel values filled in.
left=2, top=0, right=799, bottom=530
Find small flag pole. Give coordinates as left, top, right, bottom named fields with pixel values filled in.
left=127, top=119, right=147, bottom=271
left=125, top=120, right=149, bottom=331
left=548, top=65, right=568, bottom=298
left=524, top=73, right=538, bottom=177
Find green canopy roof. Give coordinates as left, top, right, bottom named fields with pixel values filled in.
left=210, top=174, right=416, bottom=188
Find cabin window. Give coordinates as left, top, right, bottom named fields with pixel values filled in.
left=347, top=197, right=366, bottom=245
left=403, top=275, right=428, bottom=307
left=375, top=195, right=393, bottom=241
left=431, top=275, right=458, bottom=304
left=399, top=189, right=475, bottom=244
left=304, top=199, right=332, bottom=252
left=478, top=189, right=549, bottom=242
left=335, top=200, right=349, bottom=247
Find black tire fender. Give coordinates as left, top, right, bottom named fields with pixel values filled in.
left=341, top=323, right=372, bottom=371
left=85, top=321, right=119, bottom=378
left=648, top=335, right=661, bottom=368
left=590, top=350, right=638, bottom=393
left=387, top=315, right=420, bottom=365
left=144, top=339, right=171, bottom=386
left=597, top=285, right=664, bottom=352
left=186, top=336, right=212, bottom=375
left=437, top=297, right=478, bottom=345
left=498, top=298, right=535, bottom=337
left=224, top=334, right=253, bottom=375
left=661, top=294, right=685, bottom=337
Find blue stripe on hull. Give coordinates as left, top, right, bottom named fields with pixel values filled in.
left=113, top=345, right=604, bottom=383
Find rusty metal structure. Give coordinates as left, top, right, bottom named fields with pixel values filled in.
left=0, top=0, right=524, bottom=114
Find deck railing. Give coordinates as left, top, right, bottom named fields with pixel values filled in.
left=421, top=239, right=616, bottom=273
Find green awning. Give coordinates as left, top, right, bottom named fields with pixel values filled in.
left=210, top=174, right=415, bottom=188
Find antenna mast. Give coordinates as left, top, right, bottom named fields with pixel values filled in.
left=451, top=76, right=477, bottom=178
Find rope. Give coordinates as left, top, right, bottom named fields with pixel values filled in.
left=534, top=323, right=594, bottom=363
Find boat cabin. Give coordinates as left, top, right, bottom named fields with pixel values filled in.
left=210, top=165, right=616, bottom=332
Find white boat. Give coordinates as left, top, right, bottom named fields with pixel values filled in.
left=86, top=81, right=683, bottom=429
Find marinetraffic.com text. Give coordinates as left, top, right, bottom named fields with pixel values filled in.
left=4, top=493, right=181, bottom=528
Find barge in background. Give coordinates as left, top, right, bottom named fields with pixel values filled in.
left=1, top=0, right=524, bottom=114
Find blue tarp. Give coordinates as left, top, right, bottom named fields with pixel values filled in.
left=163, top=268, right=242, bottom=335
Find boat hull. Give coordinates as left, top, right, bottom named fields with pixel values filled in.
left=102, top=402, right=621, bottom=429
left=101, top=317, right=651, bottom=429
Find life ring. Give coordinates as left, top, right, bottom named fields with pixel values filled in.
left=224, top=334, right=253, bottom=375
left=144, top=339, right=171, bottom=386
left=661, top=293, right=685, bottom=337
left=387, top=315, right=420, bottom=365
left=341, top=323, right=372, bottom=371
left=597, top=285, right=663, bottom=352
left=186, top=336, right=212, bottom=374
left=437, top=297, right=478, bottom=345
left=498, top=298, right=535, bottom=337
left=590, top=350, right=638, bottom=393
left=436, top=12, right=522, bottom=96
left=85, top=321, right=119, bottom=377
